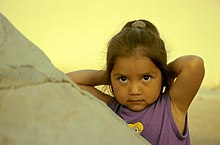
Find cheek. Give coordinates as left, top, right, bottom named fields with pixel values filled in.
left=111, top=82, right=126, bottom=96
left=111, top=77, right=119, bottom=92
left=111, top=82, right=119, bottom=94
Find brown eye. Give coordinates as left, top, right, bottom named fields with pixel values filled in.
left=143, top=75, right=151, bottom=81
left=119, top=76, right=127, bottom=83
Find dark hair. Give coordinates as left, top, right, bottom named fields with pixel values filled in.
left=106, top=19, right=171, bottom=93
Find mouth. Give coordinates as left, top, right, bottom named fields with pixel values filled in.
left=127, top=100, right=144, bottom=103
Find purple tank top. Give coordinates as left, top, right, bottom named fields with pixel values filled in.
left=108, top=93, right=191, bottom=145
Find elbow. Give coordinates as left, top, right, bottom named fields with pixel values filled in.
left=191, top=56, right=205, bottom=69
left=188, top=55, right=205, bottom=78
left=66, top=72, right=78, bottom=84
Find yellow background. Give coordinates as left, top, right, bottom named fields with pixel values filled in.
left=0, top=0, right=219, bottom=88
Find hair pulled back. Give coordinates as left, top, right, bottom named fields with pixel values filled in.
left=106, top=20, right=171, bottom=93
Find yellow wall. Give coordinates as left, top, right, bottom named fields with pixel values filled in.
left=0, top=0, right=220, bottom=88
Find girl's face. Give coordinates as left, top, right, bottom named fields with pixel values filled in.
left=111, top=54, right=163, bottom=111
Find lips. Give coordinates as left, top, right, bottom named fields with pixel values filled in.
left=128, top=100, right=144, bottom=103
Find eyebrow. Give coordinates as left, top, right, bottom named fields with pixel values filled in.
left=139, top=71, right=158, bottom=76
left=112, top=73, right=127, bottom=77
left=112, top=71, right=158, bottom=77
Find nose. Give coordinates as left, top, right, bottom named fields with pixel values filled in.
left=129, top=82, right=141, bottom=95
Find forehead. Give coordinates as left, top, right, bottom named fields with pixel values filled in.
left=112, top=54, right=160, bottom=74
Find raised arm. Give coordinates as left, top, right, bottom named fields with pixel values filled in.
left=66, top=70, right=112, bottom=104
left=168, top=55, right=205, bottom=133
left=168, top=55, right=205, bottom=112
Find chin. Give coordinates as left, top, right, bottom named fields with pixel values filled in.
left=129, top=106, right=146, bottom=112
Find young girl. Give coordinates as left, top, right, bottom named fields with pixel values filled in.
left=67, top=20, right=205, bottom=145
